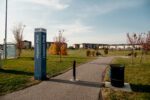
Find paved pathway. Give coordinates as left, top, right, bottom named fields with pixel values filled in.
left=0, top=57, right=113, bottom=100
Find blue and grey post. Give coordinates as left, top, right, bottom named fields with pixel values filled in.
left=34, top=28, right=47, bottom=80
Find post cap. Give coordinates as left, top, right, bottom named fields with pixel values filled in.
left=35, top=28, right=46, bottom=33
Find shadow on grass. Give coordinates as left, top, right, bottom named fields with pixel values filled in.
left=61, top=56, right=89, bottom=59
left=0, top=69, right=33, bottom=76
left=47, top=56, right=96, bottom=59
left=46, top=60, right=87, bottom=63
left=131, top=84, right=150, bottom=93
left=48, top=78, right=104, bottom=88
left=19, top=57, right=34, bottom=60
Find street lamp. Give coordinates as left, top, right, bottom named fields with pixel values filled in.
left=4, top=0, right=8, bottom=59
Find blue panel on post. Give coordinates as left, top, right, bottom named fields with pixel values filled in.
left=34, top=28, right=47, bottom=80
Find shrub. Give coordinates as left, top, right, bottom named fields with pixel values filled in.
left=92, top=51, right=95, bottom=56
left=86, top=50, right=91, bottom=56
left=134, top=52, right=137, bottom=57
left=96, top=51, right=101, bottom=56
left=68, top=46, right=74, bottom=50
left=127, top=51, right=137, bottom=57
left=104, top=48, right=108, bottom=55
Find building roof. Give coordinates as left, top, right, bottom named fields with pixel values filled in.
left=23, top=40, right=31, bottom=42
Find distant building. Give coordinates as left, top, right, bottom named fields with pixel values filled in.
left=74, top=44, right=80, bottom=49
left=74, top=43, right=99, bottom=49
left=47, top=42, right=68, bottom=49
left=82, top=43, right=99, bottom=49
left=22, top=40, right=32, bottom=49
left=46, top=42, right=54, bottom=49
left=99, top=44, right=108, bottom=49
left=73, top=43, right=141, bottom=50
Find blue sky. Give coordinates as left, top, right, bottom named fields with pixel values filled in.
left=0, top=0, right=150, bottom=46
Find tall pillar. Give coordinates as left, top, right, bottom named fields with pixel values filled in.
left=34, top=28, right=47, bottom=80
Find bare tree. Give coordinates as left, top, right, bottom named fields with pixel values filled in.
left=140, top=32, right=150, bottom=63
left=54, top=30, right=66, bottom=62
left=142, top=31, right=150, bottom=53
left=12, top=23, right=25, bottom=57
left=127, top=33, right=142, bottom=64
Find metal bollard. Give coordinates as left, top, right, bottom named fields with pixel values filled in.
left=73, top=60, right=76, bottom=80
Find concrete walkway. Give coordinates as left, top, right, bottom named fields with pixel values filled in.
left=0, top=57, right=113, bottom=100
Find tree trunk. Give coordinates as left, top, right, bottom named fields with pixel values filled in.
left=59, top=47, right=61, bottom=62
left=140, top=50, right=144, bottom=64
left=18, top=49, right=21, bottom=58
left=131, top=49, right=134, bottom=65
left=60, top=52, right=61, bottom=62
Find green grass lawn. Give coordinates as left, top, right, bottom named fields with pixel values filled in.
left=0, top=49, right=96, bottom=95
left=102, top=53, right=150, bottom=100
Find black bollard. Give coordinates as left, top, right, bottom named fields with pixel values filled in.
left=73, top=60, right=76, bottom=80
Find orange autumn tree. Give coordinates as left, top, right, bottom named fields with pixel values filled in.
left=61, top=44, right=67, bottom=55
left=49, top=43, right=59, bottom=55
left=49, top=30, right=67, bottom=62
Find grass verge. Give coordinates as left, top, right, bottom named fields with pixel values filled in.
left=102, top=55, right=150, bottom=100
left=0, top=49, right=96, bottom=95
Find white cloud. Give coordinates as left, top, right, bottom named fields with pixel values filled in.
left=97, top=0, right=144, bottom=14
left=57, top=20, right=93, bottom=36
left=79, top=0, right=146, bottom=17
left=65, top=32, right=127, bottom=46
left=45, top=20, right=94, bottom=46
left=21, top=0, right=70, bottom=10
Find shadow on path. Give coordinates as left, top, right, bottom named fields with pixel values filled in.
left=0, top=69, right=33, bottom=76
left=131, top=84, right=150, bottom=93
left=48, top=79, right=104, bottom=88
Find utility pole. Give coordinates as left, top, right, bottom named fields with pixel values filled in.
left=4, top=0, right=8, bottom=59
